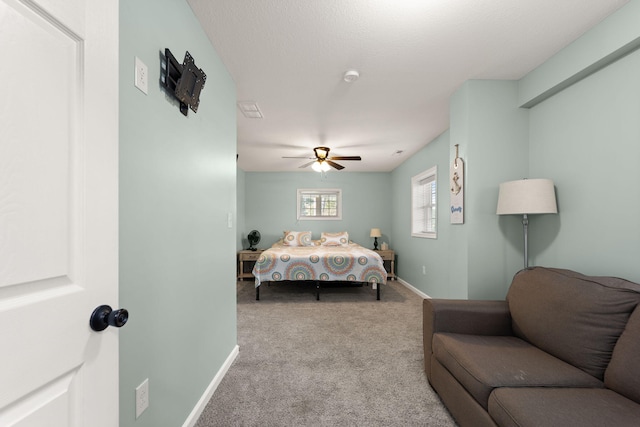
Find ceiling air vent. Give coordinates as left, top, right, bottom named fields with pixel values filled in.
left=237, top=101, right=263, bottom=118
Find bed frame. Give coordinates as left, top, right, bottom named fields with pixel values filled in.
left=255, top=280, right=381, bottom=301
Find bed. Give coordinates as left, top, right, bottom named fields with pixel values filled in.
left=252, top=234, right=387, bottom=300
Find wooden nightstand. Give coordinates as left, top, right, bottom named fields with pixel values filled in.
left=376, top=249, right=396, bottom=280
left=237, top=249, right=265, bottom=281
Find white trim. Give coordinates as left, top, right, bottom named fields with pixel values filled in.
left=411, top=166, right=438, bottom=239
left=396, top=277, right=432, bottom=299
left=182, top=345, right=240, bottom=427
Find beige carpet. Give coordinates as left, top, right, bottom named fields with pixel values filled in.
left=195, top=279, right=457, bottom=426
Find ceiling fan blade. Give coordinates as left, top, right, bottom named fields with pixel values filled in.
left=299, top=160, right=315, bottom=168
left=326, top=160, right=345, bottom=170
left=283, top=156, right=314, bottom=159
left=329, top=156, right=361, bottom=161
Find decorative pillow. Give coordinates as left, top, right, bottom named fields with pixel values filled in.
left=282, top=231, right=312, bottom=247
left=320, top=232, right=349, bottom=246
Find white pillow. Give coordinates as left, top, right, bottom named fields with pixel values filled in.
left=283, top=231, right=313, bottom=246
left=320, top=232, right=349, bottom=246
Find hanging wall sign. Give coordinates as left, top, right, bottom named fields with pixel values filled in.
left=450, top=144, right=464, bottom=224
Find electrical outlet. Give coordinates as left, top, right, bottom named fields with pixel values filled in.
left=422, top=266, right=426, bottom=275
left=134, top=57, right=148, bottom=94
left=135, top=378, right=149, bottom=419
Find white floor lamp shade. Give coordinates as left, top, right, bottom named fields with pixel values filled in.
left=497, top=179, right=558, bottom=269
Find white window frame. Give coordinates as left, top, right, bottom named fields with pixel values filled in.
left=297, top=188, right=342, bottom=220
left=411, top=166, right=437, bottom=239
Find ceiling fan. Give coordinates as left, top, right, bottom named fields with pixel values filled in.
left=283, top=146, right=362, bottom=171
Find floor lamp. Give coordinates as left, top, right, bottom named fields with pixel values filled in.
left=496, top=179, right=558, bottom=269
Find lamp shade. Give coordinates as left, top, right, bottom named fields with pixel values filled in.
left=370, top=228, right=382, bottom=238
left=496, top=179, right=557, bottom=215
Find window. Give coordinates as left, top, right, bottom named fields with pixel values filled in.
left=297, top=188, right=342, bottom=220
left=411, top=166, right=437, bottom=238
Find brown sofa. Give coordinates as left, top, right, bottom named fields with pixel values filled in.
left=423, top=267, right=640, bottom=427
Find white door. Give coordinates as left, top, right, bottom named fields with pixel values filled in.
left=0, top=0, right=119, bottom=425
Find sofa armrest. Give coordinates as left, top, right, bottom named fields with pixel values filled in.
left=423, top=299, right=512, bottom=379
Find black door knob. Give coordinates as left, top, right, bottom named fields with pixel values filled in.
left=90, top=305, right=129, bottom=331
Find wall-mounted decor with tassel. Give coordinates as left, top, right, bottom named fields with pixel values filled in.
left=450, top=144, right=464, bottom=224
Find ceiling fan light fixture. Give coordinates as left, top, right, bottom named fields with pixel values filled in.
left=314, top=146, right=330, bottom=160
left=287, top=146, right=361, bottom=170
left=343, top=70, right=359, bottom=83
left=312, top=160, right=330, bottom=172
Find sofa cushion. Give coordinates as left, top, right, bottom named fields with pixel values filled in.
left=432, top=333, right=602, bottom=410
left=488, top=387, right=640, bottom=427
left=506, top=267, right=640, bottom=379
left=605, top=306, right=640, bottom=404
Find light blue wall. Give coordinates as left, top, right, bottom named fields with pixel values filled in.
left=519, top=0, right=640, bottom=107
left=528, top=48, right=640, bottom=282
left=391, top=81, right=529, bottom=300
left=243, top=172, right=391, bottom=249
left=389, top=0, right=640, bottom=298
left=390, top=132, right=462, bottom=297
left=119, top=1, right=237, bottom=426
left=456, top=80, right=530, bottom=299
left=520, top=0, right=640, bottom=283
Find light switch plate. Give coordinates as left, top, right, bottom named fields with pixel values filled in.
left=135, top=378, right=149, bottom=418
left=134, top=57, right=148, bottom=94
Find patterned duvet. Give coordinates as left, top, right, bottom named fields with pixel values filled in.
left=252, top=242, right=387, bottom=287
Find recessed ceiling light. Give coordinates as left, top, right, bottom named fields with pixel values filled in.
left=343, top=70, right=359, bottom=83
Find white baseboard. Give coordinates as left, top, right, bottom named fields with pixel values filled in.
left=396, top=277, right=432, bottom=299
left=182, top=344, right=240, bottom=427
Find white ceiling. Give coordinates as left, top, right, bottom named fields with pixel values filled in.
left=187, top=0, right=628, bottom=172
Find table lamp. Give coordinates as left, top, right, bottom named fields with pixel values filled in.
left=370, top=228, right=382, bottom=250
